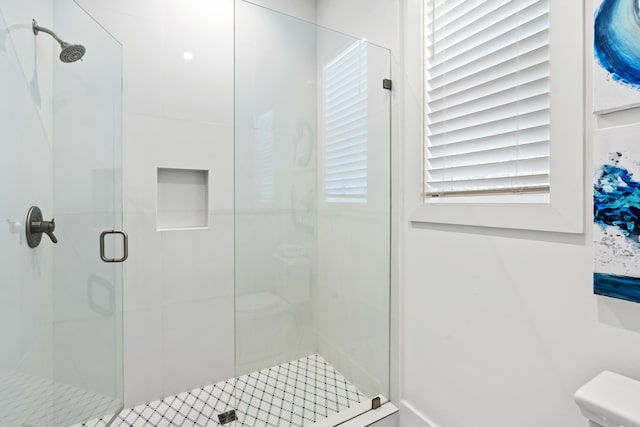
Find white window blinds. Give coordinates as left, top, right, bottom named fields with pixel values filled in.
left=323, top=41, right=369, bottom=203
left=424, top=0, right=550, bottom=202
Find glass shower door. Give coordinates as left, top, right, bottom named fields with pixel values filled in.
left=235, top=1, right=391, bottom=424
left=0, top=1, right=123, bottom=426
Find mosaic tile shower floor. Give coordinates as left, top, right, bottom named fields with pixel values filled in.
left=81, top=354, right=365, bottom=427
left=0, top=371, right=119, bottom=427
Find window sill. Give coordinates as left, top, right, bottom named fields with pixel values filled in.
left=410, top=199, right=584, bottom=234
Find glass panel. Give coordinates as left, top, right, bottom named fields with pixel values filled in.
left=52, top=1, right=123, bottom=424
left=235, top=1, right=391, bottom=424
left=0, top=0, right=123, bottom=425
left=0, top=5, right=56, bottom=426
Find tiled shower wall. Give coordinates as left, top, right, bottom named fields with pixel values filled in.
left=72, top=0, right=317, bottom=407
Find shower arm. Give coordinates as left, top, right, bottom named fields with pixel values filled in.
left=32, top=20, right=67, bottom=47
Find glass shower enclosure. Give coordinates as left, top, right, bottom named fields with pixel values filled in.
left=2, top=0, right=390, bottom=424
left=0, top=1, right=123, bottom=426
left=235, top=1, right=391, bottom=424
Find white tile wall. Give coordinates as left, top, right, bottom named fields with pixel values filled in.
left=242, top=0, right=317, bottom=23
left=123, top=307, right=163, bottom=403
left=161, top=297, right=234, bottom=397
left=0, top=0, right=54, bottom=138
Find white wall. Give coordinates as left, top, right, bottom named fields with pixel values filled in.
left=0, top=0, right=54, bottom=137
left=399, top=1, right=640, bottom=427
left=316, top=0, right=398, bottom=51
left=244, top=0, right=317, bottom=22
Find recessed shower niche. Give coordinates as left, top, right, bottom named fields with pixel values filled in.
left=157, top=167, right=209, bottom=230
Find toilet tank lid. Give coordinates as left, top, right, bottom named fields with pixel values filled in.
left=574, top=371, right=640, bottom=427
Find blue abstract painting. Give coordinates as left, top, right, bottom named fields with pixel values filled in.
left=594, top=125, right=640, bottom=303
left=593, top=0, right=640, bottom=113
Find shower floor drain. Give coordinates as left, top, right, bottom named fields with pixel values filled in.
left=218, top=409, right=237, bottom=424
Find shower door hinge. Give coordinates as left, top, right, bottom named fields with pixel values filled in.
left=218, top=410, right=238, bottom=424
left=372, top=396, right=381, bottom=409
left=383, top=79, right=392, bottom=90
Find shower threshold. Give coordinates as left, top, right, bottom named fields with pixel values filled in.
left=81, top=354, right=370, bottom=427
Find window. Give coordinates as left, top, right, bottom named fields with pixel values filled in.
left=424, top=0, right=550, bottom=204
left=410, top=0, right=583, bottom=232
left=323, top=41, right=369, bottom=203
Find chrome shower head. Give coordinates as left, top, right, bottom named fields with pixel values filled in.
left=32, top=19, right=85, bottom=63
left=59, top=42, right=86, bottom=63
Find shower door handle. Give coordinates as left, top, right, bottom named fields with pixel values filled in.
left=100, top=230, right=128, bottom=263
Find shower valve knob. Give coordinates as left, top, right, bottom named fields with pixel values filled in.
left=32, top=218, right=57, bottom=243
left=25, top=206, right=58, bottom=248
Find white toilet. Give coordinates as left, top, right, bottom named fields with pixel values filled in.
left=575, top=371, right=640, bottom=427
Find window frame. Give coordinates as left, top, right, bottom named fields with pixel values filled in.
left=410, top=0, right=584, bottom=233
